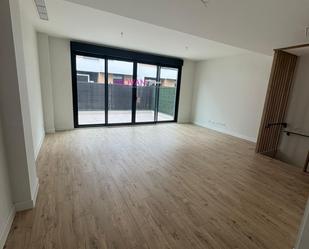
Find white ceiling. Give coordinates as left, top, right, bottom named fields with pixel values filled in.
left=64, top=0, right=309, bottom=56
left=21, top=0, right=251, bottom=60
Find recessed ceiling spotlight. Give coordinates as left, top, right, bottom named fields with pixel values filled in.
left=34, top=0, right=48, bottom=21
left=200, top=0, right=209, bottom=7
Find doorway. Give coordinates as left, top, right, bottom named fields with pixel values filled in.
left=71, top=42, right=183, bottom=127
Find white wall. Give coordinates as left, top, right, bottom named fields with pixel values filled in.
left=38, top=35, right=196, bottom=129
left=0, top=0, right=39, bottom=227
left=19, top=2, right=45, bottom=159
left=178, top=60, right=196, bottom=123
left=0, top=0, right=44, bottom=244
left=10, top=0, right=40, bottom=208
left=277, top=55, right=309, bottom=167
left=37, top=33, right=55, bottom=133
left=0, top=117, right=14, bottom=249
left=191, top=53, right=272, bottom=142
left=49, top=37, right=74, bottom=131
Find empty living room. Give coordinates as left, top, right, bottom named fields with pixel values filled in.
left=1, top=0, right=309, bottom=248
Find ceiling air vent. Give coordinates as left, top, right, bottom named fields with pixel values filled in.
left=34, top=0, right=48, bottom=21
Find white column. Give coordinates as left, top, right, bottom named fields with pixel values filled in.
left=37, top=33, right=56, bottom=133
left=0, top=0, right=39, bottom=211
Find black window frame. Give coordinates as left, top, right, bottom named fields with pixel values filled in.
left=71, top=41, right=183, bottom=128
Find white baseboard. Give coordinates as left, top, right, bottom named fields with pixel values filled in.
left=14, top=179, right=39, bottom=212
left=15, top=199, right=34, bottom=212
left=194, top=122, right=257, bottom=143
left=34, top=132, right=45, bottom=160
left=0, top=206, right=15, bottom=249
left=45, top=128, right=55, bottom=133
left=31, top=178, right=39, bottom=206
left=177, top=121, right=191, bottom=124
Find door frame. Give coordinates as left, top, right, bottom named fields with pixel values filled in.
left=71, top=41, right=183, bottom=128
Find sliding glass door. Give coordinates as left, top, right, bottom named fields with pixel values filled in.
left=71, top=42, right=183, bottom=127
left=157, top=67, right=179, bottom=122
left=107, top=60, right=134, bottom=124
left=76, top=55, right=106, bottom=125
left=135, top=63, right=157, bottom=123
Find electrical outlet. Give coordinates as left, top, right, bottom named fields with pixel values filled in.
left=208, top=120, right=226, bottom=127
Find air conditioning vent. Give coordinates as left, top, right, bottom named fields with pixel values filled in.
left=34, top=0, right=48, bottom=21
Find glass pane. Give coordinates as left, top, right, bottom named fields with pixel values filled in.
left=136, top=63, right=157, bottom=123
left=76, top=55, right=105, bottom=125
left=158, top=67, right=178, bottom=121
left=108, top=60, right=133, bottom=124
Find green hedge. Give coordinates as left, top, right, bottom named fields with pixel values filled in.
left=158, top=87, right=176, bottom=116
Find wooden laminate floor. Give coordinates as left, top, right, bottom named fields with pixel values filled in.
left=5, top=124, right=309, bottom=249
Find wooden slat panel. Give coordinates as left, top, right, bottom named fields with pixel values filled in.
left=256, top=50, right=298, bottom=156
